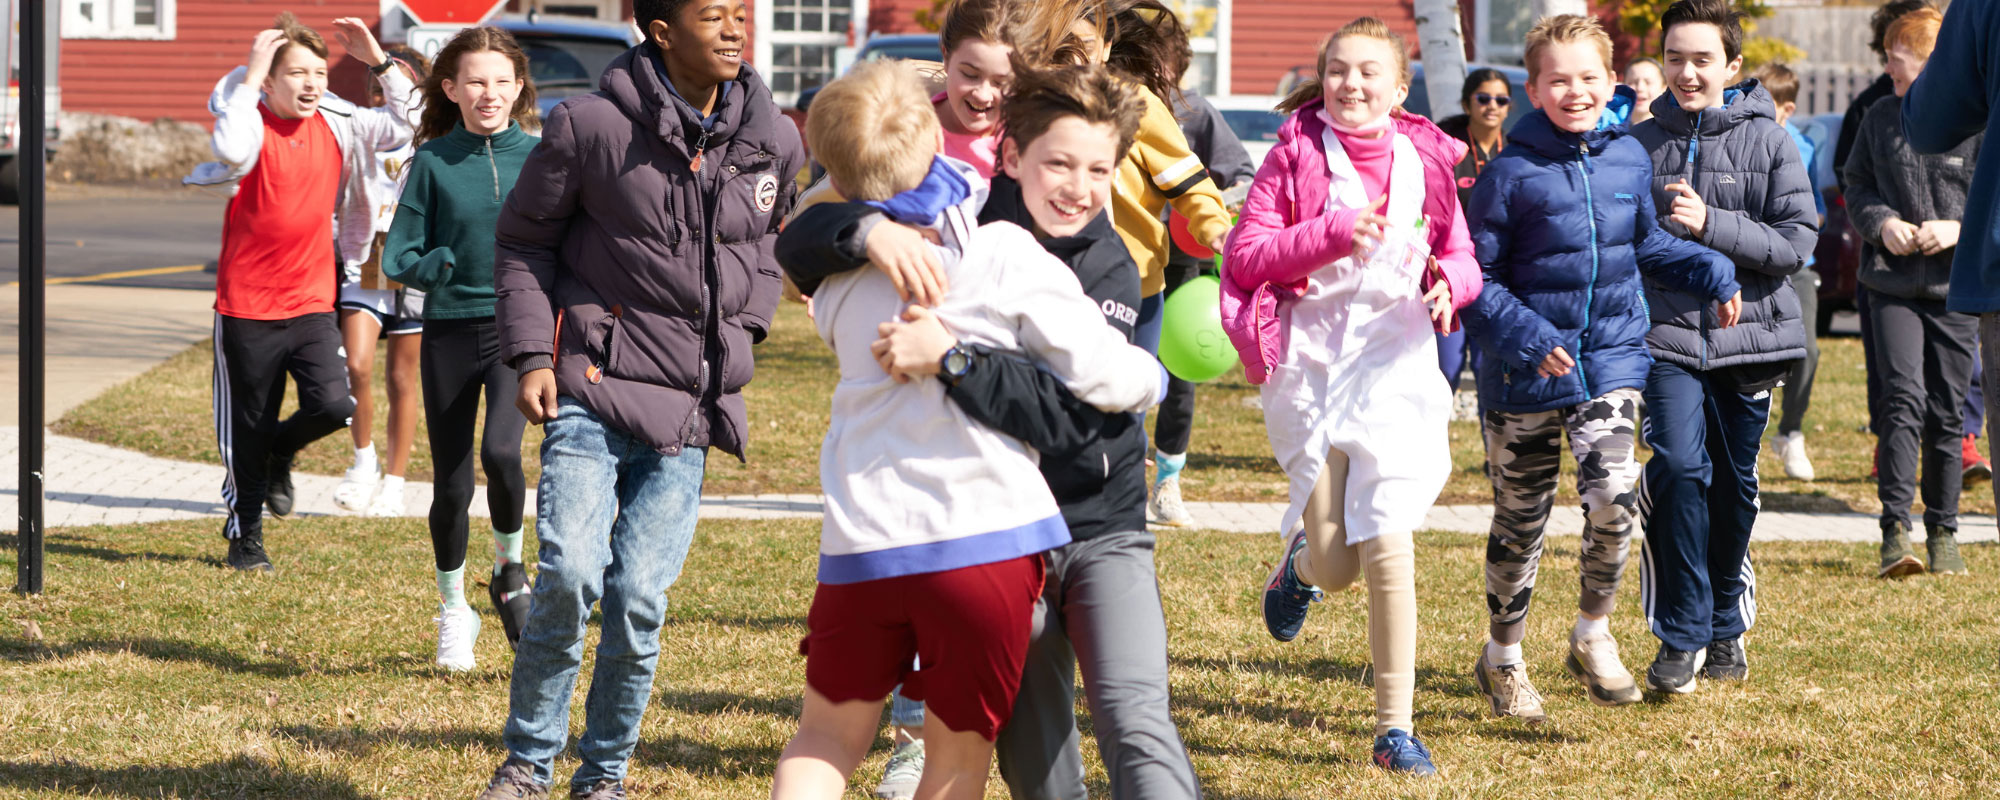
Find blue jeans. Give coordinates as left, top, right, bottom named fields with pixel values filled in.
left=1637, top=362, right=1770, bottom=652
left=503, top=398, right=707, bottom=791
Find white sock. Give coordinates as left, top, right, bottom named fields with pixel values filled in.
left=1575, top=614, right=1610, bottom=640
left=1486, top=639, right=1524, bottom=667
left=379, top=474, right=405, bottom=494
left=354, top=444, right=378, bottom=474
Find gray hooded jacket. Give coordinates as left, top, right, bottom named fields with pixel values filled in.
left=1631, top=79, right=1818, bottom=370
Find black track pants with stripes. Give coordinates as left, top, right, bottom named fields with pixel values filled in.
left=212, top=312, right=355, bottom=540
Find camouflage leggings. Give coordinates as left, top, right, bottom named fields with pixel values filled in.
left=1482, top=388, right=1642, bottom=646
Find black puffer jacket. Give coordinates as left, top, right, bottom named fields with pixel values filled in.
left=494, top=45, right=804, bottom=458
left=1844, top=93, right=1983, bottom=302
left=1631, top=79, right=1818, bottom=370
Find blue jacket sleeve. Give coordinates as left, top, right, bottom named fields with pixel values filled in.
left=945, top=346, right=1112, bottom=457
left=1463, top=169, right=1567, bottom=371
left=1904, top=0, right=1991, bottom=154
left=1635, top=183, right=1741, bottom=303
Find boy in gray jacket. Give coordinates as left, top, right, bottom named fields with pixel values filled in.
left=1630, top=0, right=1818, bottom=695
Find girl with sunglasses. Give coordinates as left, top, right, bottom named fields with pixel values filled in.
left=1434, top=68, right=1514, bottom=395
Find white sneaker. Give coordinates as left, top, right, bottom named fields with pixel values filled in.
left=366, top=481, right=406, bottom=518
left=436, top=604, right=481, bottom=672
left=334, top=463, right=379, bottom=512
left=1776, top=431, right=1815, bottom=481
left=1149, top=474, right=1196, bottom=527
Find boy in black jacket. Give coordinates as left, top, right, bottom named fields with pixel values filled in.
left=776, top=63, right=1203, bottom=800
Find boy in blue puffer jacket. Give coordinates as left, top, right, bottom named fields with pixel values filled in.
left=1463, top=15, right=1740, bottom=723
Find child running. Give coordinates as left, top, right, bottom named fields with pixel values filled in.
left=778, top=60, right=1205, bottom=799
left=1631, top=0, right=1817, bottom=694
left=477, top=0, right=804, bottom=796
left=334, top=45, right=430, bottom=518
left=186, top=14, right=412, bottom=572
left=381, top=26, right=539, bottom=673
left=1224, top=17, right=1480, bottom=775
left=769, top=60, right=1166, bottom=800
left=1462, top=15, right=1739, bottom=723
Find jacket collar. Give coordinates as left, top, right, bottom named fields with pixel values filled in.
left=1509, top=89, right=1630, bottom=160
left=439, top=120, right=532, bottom=153
left=1648, top=78, right=1776, bottom=137
left=1279, top=97, right=1468, bottom=167
left=600, top=43, right=774, bottom=155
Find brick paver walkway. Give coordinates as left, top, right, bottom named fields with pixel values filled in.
left=4, top=427, right=1990, bottom=544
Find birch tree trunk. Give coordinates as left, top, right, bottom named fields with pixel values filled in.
left=1414, top=0, right=1469, bottom=120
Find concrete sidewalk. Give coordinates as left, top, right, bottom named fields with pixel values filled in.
left=3, top=426, right=1988, bottom=544
left=0, top=284, right=218, bottom=423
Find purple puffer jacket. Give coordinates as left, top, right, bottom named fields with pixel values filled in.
left=495, top=45, right=804, bottom=459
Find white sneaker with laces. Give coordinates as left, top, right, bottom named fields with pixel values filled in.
left=873, top=740, right=924, bottom=799
left=1149, top=475, right=1196, bottom=528
left=366, top=481, right=406, bottom=518
left=1777, top=431, right=1815, bottom=481
left=334, top=463, right=379, bottom=512
left=436, top=604, right=481, bottom=672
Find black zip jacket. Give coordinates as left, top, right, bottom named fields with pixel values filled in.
left=773, top=174, right=1148, bottom=540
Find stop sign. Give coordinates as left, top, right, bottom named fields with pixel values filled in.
left=396, top=0, right=507, bottom=24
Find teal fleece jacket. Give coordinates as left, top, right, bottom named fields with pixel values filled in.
left=383, top=121, right=537, bottom=319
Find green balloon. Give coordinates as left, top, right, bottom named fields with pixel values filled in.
left=1158, top=274, right=1236, bottom=383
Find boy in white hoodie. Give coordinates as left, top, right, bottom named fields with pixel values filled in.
left=768, top=60, right=1166, bottom=800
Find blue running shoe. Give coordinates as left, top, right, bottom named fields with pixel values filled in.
left=1262, top=530, right=1320, bottom=642
left=1372, top=729, right=1437, bottom=776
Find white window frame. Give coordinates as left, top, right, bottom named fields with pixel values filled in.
left=754, top=0, right=852, bottom=109
left=61, top=0, right=176, bottom=41
left=1473, top=0, right=1527, bottom=65
left=1170, top=0, right=1229, bottom=97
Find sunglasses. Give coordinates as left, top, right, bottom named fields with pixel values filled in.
left=1474, top=93, right=1511, bottom=107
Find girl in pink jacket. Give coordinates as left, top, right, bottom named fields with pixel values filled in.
left=1220, top=17, right=1480, bottom=775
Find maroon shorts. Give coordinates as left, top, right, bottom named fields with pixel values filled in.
left=799, top=554, right=1046, bottom=741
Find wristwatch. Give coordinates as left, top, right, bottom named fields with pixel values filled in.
left=369, top=59, right=396, bottom=75
left=939, top=344, right=974, bottom=386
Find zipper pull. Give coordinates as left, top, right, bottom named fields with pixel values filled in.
left=690, top=130, right=713, bottom=173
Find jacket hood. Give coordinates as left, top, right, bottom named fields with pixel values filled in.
left=1277, top=97, right=1469, bottom=165
left=1509, top=105, right=1626, bottom=160
left=1648, top=78, right=1776, bottom=136
left=598, top=44, right=775, bottom=151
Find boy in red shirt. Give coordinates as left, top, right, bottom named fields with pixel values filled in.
left=189, top=13, right=413, bottom=571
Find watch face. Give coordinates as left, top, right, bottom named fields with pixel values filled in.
left=945, top=349, right=970, bottom=377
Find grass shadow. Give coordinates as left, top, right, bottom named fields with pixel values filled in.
left=0, top=532, right=203, bottom=565
left=0, top=756, right=379, bottom=799
left=633, top=733, right=783, bottom=779
left=1176, top=654, right=1479, bottom=700
left=0, top=636, right=308, bottom=678
left=272, top=724, right=495, bottom=757
left=652, top=688, right=801, bottom=719
left=1758, top=492, right=1864, bottom=514
left=1188, top=453, right=1282, bottom=472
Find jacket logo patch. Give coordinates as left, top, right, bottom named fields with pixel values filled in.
left=755, top=174, right=780, bottom=214
left=1101, top=298, right=1138, bottom=326
left=1719, top=174, right=1737, bottom=184
left=1948, top=157, right=1967, bottom=168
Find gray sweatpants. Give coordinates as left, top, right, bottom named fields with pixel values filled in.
left=994, top=529, right=1201, bottom=800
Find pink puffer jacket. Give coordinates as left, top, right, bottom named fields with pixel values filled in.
left=1220, top=98, right=1482, bottom=385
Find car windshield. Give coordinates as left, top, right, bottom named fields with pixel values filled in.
left=1219, top=108, right=1286, bottom=149
left=517, top=36, right=629, bottom=89
left=864, top=41, right=942, bottom=62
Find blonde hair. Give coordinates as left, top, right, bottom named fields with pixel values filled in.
left=269, top=12, right=329, bottom=71
left=1277, top=18, right=1412, bottom=115
left=806, top=60, right=942, bottom=202
left=1524, top=14, right=1614, bottom=86
left=1885, top=6, right=1943, bottom=61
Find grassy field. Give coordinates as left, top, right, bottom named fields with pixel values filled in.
left=4, top=517, right=2000, bottom=798
left=53, top=302, right=1991, bottom=516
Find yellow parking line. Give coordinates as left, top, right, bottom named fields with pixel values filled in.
left=8, top=264, right=208, bottom=287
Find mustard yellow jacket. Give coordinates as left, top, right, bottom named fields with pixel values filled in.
left=1115, top=87, right=1233, bottom=297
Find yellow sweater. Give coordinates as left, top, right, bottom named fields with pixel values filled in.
left=1115, top=88, right=1233, bottom=297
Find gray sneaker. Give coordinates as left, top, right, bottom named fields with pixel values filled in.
left=1929, top=527, right=1968, bottom=575
left=1473, top=645, right=1547, bottom=724
left=570, top=780, right=625, bottom=800
left=1879, top=522, right=1925, bottom=579
left=476, top=759, right=549, bottom=800
left=873, top=740, right=924, bottom=799
left=1565, top=631, right=1643, bottom=706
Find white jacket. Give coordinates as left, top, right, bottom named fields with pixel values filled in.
left=185, top=66, right=419, bottom=280
left=813, top=169, right=1167, bottom=584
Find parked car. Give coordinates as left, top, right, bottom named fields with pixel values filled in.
left=1208, top=94, right=1286, bottom=170
left=1802, top=111, right=1860, bottom=334
left=794, top=33, right=942, bottom=114
left=485, top=14, right=643, bottom=120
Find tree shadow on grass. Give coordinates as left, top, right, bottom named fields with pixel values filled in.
left=653, top=688, right=801, bottom=719
left=1757, top=492, right=1865, bottom=514
left=633, top=733, right=783, bottom=779
left=0, top=636, right=307, bottom=678
left=666, top=613, right=807, bottom=632
left=1174, top=654, right=1480, bottom=700
left=0, top=756, right=379, bottom=799
left=1188, top=453, right=1282, bottom=472
left=0, top=532, right=203, bottom=565
left=272, top=723, right=496, bottom=757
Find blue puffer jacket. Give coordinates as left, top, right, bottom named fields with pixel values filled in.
left=1465, top=90, right=1741, bottom=413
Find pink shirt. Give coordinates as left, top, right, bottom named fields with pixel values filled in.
left=1333, top=127, right=1394, bottom=207
left=934, top=92, right=999, bottom=180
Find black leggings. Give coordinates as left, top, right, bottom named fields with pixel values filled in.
left=420, top=317, right=527, bottom=572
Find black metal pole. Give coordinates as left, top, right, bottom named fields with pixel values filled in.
left=17, top=0, right=45, bottom=595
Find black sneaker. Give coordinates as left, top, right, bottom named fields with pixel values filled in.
left=266, top=451, right=297, bottom=518
left=1702, top=637, right=1748, bottom=681
left=1645, top=643, right=1706, bottom=695
left=226, top=532, right=273, bottom=572
left=489, top=562, right=533, bottom=648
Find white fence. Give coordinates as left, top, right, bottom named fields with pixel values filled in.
left=1793, top=63, right=1877, bottom=119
